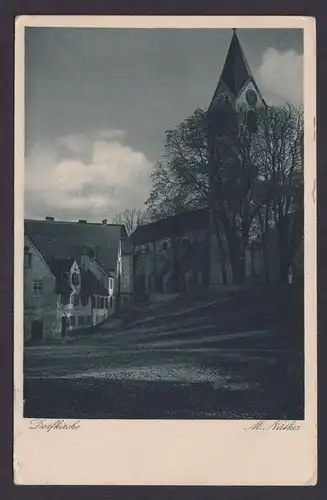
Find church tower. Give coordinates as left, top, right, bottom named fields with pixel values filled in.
left=207, top=29, right=266, bottom=286
left=208, top=29, right=266, bottom=117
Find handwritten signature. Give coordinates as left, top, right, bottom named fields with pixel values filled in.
left=245, top=420, right=302, bottom=431
left=28, top=419, right=81, bottom=432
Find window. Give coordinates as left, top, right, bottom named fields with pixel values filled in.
left=69, top=316, right=76, bottom=327
left=72, top=272, right=80, bottom=286
left=109, top=278, right=114, bottom=290
left=86, top=315, right=92, bottom=326
left=61, top=293, right=70, bottom=305
left=24, top=247, right=32, bottom=268
left=109, top=297, right=113, bottom=308
left=81, top=295, right=89, bottom=307
left=91, top=296, right=95, bottom=309
left=78, top=315, right=85, bottom=327
left=72, top=293, right=79, bottom=306
left=105, top=297, right=108, bottom=308
left=100, top=297, right=104, bottom=308
left=32, top=280, right=42, bottom=297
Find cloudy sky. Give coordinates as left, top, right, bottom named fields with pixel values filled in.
left=25, top=27, right=303, bottom=222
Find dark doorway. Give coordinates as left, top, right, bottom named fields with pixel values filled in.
left=31, top=320, right=43, bottom=341
left=61, top=316, right=68, bottom=338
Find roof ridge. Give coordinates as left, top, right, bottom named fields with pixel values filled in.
left=25, top=219, right=123, bottom=227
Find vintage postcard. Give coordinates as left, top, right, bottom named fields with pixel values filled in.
left=14, top=16, right=317, bottom=485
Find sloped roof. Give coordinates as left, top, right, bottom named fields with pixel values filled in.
left=47, top=257, right=74, bottom=277
left=55, top=278, right=72, bottom=294
left=46, top=257, right=75, bottom=294
left=130, top=208, right=209, bottom=245
left=25, top=219, right=126, bottom=273
left=80, top=269, right=109, bottom=296
left=220, top=31, right=253, bottom=97
left=209, top=30, right=266, bottom=108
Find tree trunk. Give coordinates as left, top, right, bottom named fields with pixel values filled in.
left=279, top=247, right=291, bottom=284
left=212, top=209, right=228, bottom=285
left=152, top=240, right=157, bottom=292
left=229, top=247, right=246, bottom=285
left=172, top=250, right=180, bottom=292
left=219, top=206, right=246, bottom=285
left=277, top=217, right=292, bottom=284
left=258, top=207, right=270, bottom=284
left=217, top=230, right=228, bottom=285
left=264, top=203, right=270, bottom=284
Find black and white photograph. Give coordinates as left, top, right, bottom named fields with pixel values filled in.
left=21, top=22, right=308, bottom=422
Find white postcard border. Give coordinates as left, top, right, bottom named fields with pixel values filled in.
left=14, top=16, right=317, bottom=486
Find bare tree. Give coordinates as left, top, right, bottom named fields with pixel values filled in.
left=112, top=208, right=144, bottom=236
left=254, top=104, right=304, bottom=283
left=208, top=104, right=272, bottom=284
left=208, top=102, right=303, bottom=285
left=145, top=103, right=303, bottom=286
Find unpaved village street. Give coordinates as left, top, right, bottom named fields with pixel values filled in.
left=24, top=286, right=304, bottom=419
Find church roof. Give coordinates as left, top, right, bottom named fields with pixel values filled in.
left=220, top=30, right=254, bottom=98
left=209, top=30, right=266, bottom=107
left=130, top=208, right=209, bottom=245
left=25, top=219, right=128, bottom=274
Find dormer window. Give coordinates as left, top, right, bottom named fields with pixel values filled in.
left=72, top=272, right=80, bottom=287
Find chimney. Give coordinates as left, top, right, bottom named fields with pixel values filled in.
left=102, top=218, right=108, bottom=225
left=45, top=216, right=54, bottom=222
left=78, top=219, right=87, bottom=224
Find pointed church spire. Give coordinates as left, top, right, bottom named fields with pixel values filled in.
left=209, top=30, right=266, bottom=110
left=220, top=29, right=254, bottom=98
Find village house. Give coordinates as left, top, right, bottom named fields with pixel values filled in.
left=24, top=217, right=133, bottom=341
